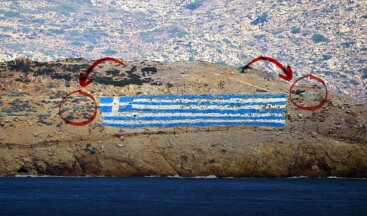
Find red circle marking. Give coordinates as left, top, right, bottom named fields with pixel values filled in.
left=59, top=90, right=98, bottom=126
left=289, top=74, right=328, bottom=111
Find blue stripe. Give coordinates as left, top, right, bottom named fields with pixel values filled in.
left=102, top=121, right=285, bottom=129
left=129, top=101, right=287, bottom=106
left=118, top=93, right=287, bottom=102
left=118, top=106, right=286, bottom=114
left=102, top=115, right=284, bottom=121
left=100, top=97, right=114, bottom=104
left=100, top=106, right=112, bottom=113
left=100, top=93, right=288, bottom=128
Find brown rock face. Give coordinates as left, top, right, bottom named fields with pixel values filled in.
left=0, top=60, right=366, bottom=177
left=0, top=129, right=366, bottom=178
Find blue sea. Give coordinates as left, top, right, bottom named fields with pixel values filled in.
left=0, top=177, right=366, bottom=216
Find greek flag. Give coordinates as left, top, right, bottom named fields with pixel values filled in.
left=99, top=93, right=288, bottom=129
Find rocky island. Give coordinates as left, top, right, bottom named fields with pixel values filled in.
left=0, top=58, right=366, bottom=177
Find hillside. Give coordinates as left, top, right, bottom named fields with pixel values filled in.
left=0, top=59, right=366, bottom=177
left=0, top=0, right=366, bottom=103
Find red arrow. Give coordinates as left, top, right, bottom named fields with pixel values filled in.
left=79, top=57, right=125, bottom=87
left=243, top=56, right=293, bottom=81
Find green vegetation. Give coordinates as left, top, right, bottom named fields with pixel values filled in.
left=94, top=77, right=115, bottom=85
left=106, top=68, right=121, bottom=76
left=34, top=61, right=49, bottom=67
left=47, top=83, right=56, bottom=88
left=7, top=99, right=35, bottom=113
left=49, top=63, right=63, bottom=67
left=312, top=33, right=328, bottom=43
left=94, top=66, right=154, bottom=87
left=62, top=64, right=90, bottom=73
left=141, top=67, right=157, bottom=76
left=15, top=77, right=30, bottom=83
left=34, top=68, right=55, bottom=76
left=51, top=73, right=72, bottom=81
left=8, top=60, right=31, bottom=73
left=34, top=65, right=72, bottom=81
left=94, top=76, right=142, bottom=86
left=0, top=92, right=27, bottom=97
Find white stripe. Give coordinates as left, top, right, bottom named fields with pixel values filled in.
left=101, top=112, right=284, bottom=118
left=99, top=98, right=287, bottom=106
left=130, top=104, right=286, bottom=110
left=100, top=102, right=129, bottom=106
left=111, top=97, right=120, bottom=113
left=103, top=119, right=285, bottom=125
left=132, top=97, right=286, bottom=103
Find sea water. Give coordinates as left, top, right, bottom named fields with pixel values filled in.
left=0, top=177, right=366, bottom=215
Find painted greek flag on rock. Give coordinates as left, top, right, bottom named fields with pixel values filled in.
left=99, top=93, right=288, bottom=129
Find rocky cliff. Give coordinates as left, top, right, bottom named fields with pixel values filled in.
left=0, top=59, right=366, bottom=177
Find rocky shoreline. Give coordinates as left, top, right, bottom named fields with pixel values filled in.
left=0, top=128, right=366, bottom=178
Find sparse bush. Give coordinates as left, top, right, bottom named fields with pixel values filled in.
left=51, top=73, right=72, bottom=81
left=8, top=59, right=31, bottom=73
left=0, top=92, right=27, bottom=97
left=34, top=68, right=55, bottom=76
left=34, top=61, right=49, bottom=67
left=141, top=67, right=157, bottom=76
left=63, top=64, right=90, bottom=73
left=94, top=66, right=150, bottom=87
left=106, top=68, right=120, bottom=76
left=66, top=114, right=75, bottom=120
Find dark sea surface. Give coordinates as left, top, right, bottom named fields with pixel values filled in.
left=0, top=177, right=366, bottom=216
